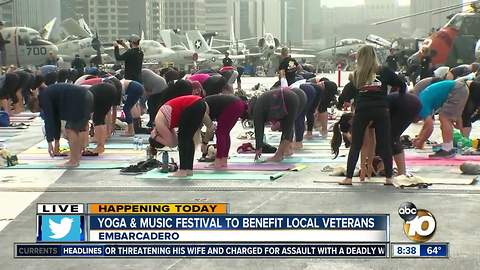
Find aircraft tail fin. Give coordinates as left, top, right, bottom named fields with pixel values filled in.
left=61, top=18, right=90, bottom=38
left=39, top=17, right=57, bottom=40
left=186, top=30, right=210, bottom=53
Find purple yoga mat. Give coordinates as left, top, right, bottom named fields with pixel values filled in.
left=18, top=155, right=141, bottom=161
left=193, top=162, right=295, bottom=171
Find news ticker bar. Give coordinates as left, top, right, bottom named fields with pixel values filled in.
left=391, top=243, right=449, bottom=258
left=15, top=243, right=389, bottom=258
left=37, top=203, right=228, bottom=214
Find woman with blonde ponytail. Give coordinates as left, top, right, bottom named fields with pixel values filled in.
left=339, top=45, right=406, bottom=185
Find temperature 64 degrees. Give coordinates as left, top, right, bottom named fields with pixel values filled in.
left=420, top=244, right=448, bottom=257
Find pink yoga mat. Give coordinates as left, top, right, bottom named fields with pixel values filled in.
left=193, top=163, right=295, bottom=171
left=406, top=153, right=480, bottom=161
left=406, top=159, right=477, bottom=166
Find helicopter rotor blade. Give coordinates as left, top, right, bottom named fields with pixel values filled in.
left=372, top=0, right=479, bottom=25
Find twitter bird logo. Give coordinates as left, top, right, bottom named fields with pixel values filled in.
left=40, top=215, right=83, bottom=242
left=49, top=217, right=73, bottom=239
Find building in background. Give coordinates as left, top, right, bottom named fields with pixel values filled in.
left=60, top=0, right=163, bottom=42
left=60, top=0, right=89, bottom=23
left=282, top=0, right=304, bottom=46
left=163, top=0, right=206, bottom=32
left=0, top=0, right=61, bottom=29
left=410, top=0, right=463, bottom=36
left=205, top=0, right=233, bottom=40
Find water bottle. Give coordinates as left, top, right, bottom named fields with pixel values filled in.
left=138, top=138, right=144, bottom=150
left=161, top=151, right=169, bottom=173
left=133, top=137, right=139, bottom=150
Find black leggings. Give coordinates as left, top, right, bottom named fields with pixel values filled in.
left=147, top=92, right=163, bottom=127
left=279, top=90, right=300, bottom=142
left=178, top=100, right=206, bottom=170
left=346, top=107, right=393, bottom=178
left=147, top=80, right=193, bottom=126
left=90, top=84, right=117, bottom=126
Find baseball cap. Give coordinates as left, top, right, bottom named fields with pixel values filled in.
left=128, top=34, right=141, bottom=43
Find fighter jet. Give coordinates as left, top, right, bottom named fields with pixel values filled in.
left=0, top=25, right=59, bottom=67
left=159, top=29, right=199, bottom=68
left=316, top=38, right=366, bottom=60
left=185, top=30, right=229, bottom=67
left=211, top=17, right=255, bottom=55
left=56, top=18, right=112, bottom=64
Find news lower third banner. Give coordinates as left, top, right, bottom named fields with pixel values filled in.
left=15, top=203, right=391, bottom=258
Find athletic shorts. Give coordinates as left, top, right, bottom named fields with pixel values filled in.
left=65, top=91, right=93, bottom=132
left=439, top=83, right=468, bottom=120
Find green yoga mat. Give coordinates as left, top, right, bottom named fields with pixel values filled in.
left=2, top=162, right=129, bottom=170
left=229, top=156, right=346, bottom=164
left=136, top=169, right=284, bottom=181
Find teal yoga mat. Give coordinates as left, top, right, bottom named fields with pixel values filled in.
left=2, top=162, right=129, bottom=170
left=229, top=156, right=346, bottom=164
left=37, top=141, right=140, bottom=150
left=136, top=169, right=284, bottom=181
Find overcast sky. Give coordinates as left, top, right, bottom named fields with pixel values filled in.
left=321, top=0, right=410, bottom=7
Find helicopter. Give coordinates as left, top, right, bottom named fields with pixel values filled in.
left=374, top=1, right=480, bottom=67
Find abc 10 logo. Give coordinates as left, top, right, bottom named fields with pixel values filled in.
left=398, top=202, right=436, bottom=243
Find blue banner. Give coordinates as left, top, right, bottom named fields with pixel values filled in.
left=420, top=244, right=448, bottom=257
left=89, top=215, right=388, bottom=230
left=15, top=243, right=388, bottom=258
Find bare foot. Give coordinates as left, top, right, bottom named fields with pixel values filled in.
left=169, top=170, right=189, bottom=177
left=208, top=159, right=227, bottom=169
left=294, top=142, right=303, bottom=149
left=284, top=147, right=294, bottom=157
left=93, top=146, right=105, bottom=155
left=186, top=170, right=193, bottom=176
left=58, top=161, right=79, bottom=168
left=338, top=178, right=352, bottom=185
left=267, top=155, right=284, bottom=162
left=384, top=178, right=393, bottom=186
left=304, top=133, right=313, bottom=140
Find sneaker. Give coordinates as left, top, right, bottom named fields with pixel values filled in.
left=428, top=149, right=456, bottom=158
left=262, top=143, right=277, bottom=154
left=120, top=164, right=147, bottom=175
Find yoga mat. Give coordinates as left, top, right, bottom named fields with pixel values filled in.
left=136, top=169, right=284, bottom=181
left=18, top=154, right=143, bottom=161
left=313, top=176, right=475, bottom=185
left=193, top=162, right=299, bottom=172
left=267, top=136, right=329, bottom=144
left=406, top=153, right=480, bottom=162
left=229, top=156, right=345, bottom=164
left=37, top=141, right=141, bottom=150
left=0, top=133, right=18, bottom=138
left=22, top=147, right=143, bottom=155
left=11, top=112, right=39, bottom=117
left=2, top=162, right=129, bottom=170
left=233, top=153, right=339, bottom=158
left=0, top=127, right=28, bottom=130
left=406, top=159, right=478, bottom=166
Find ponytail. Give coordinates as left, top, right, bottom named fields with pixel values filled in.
left=331, top=122, right=342, bottom=159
